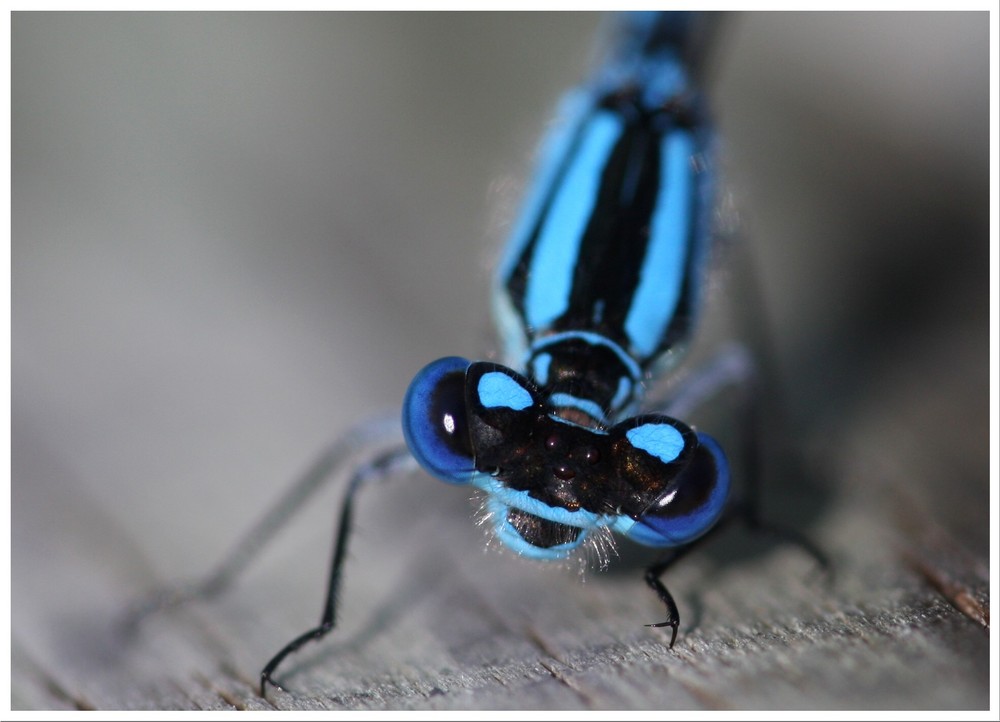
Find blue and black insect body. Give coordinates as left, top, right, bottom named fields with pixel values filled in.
left=132, top=12, right=826, bottom=697
left=403, top=11, right=728, bottom=574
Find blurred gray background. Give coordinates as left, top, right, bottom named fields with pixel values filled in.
left=11, top=12, right=989, bottom=711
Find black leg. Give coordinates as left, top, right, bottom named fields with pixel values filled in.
left=642, top=503, right=746, bottom=648
left=122, top=417, right=405, bottom=632
left=259, top=445, right=412, bottom=698
left=643, top=545, right=695, bottom=648
left=642, top=498, right=827, bottom=651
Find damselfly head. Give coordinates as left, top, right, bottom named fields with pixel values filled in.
left=403, top=357, right=732, bottom=557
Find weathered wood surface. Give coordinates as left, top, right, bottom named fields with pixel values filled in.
left=10, top=12, right=991, bottom=712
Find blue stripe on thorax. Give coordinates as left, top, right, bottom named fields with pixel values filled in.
left=524, top=110, right=624, bottom=331
left=496, top=91, right=590, bottom=286
left=623, top=128, right=695, bottom=357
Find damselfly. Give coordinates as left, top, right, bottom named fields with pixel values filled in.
left=130, top=11, right=825, bottom=697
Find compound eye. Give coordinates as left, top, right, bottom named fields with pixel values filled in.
left=402, top=356, right=476, bottom=485
left=625, top=432, right=730, bottom=547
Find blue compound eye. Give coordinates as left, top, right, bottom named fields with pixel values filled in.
left=624, top=432, right=730, bottom=548
left=402, top=356, right=476, bottom=484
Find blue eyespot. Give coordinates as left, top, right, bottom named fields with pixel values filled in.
left=402, top=356, right=476, bottom=484
left=476, top=370, right=535, bottom=410
left=625, top=421, right=687, bottom=464
left=625, top=432, right=729, bottom=547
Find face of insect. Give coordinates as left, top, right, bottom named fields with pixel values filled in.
left=402, top=357, right=731, bottom=560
